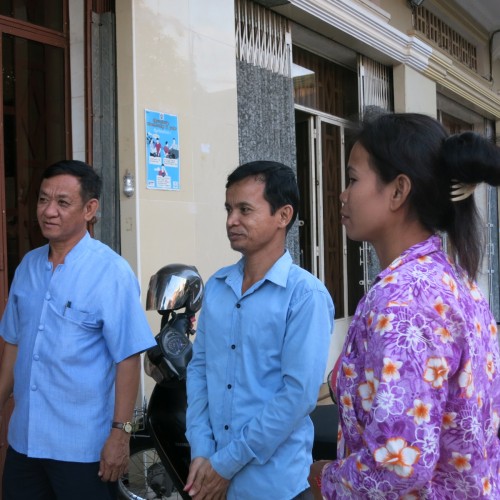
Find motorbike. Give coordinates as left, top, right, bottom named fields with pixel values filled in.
left=118, top=263, right=203, bottom=500
left=118, top=263, right=338, bottom=500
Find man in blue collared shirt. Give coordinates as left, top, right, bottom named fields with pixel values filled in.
left=185, top=161, right=334, bottom=499
left=0, top=160, right=156, bottom=499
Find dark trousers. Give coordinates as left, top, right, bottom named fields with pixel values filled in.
left=3, top=446, right=118, bottom=500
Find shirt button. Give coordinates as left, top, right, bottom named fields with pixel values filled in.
left=33, top=354, right=40, bottom=361
left=236, top=304, right=241, bottom=308
left=224, top=425, right=229, bottom=430
left=45, top=292, right=51, bottom=300
left=231, top=344, right=236, bottom=349
left=31, top=385, right=37, bottom=391
left=38, top=324, right=44, bottom=331
left=227, top=384, right=232, bottom=389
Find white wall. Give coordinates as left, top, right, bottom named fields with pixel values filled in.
left=69, top=0, right=86, bottom=161
left=115, top=0, right=240, bottom=397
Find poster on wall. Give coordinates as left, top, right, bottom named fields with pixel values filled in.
left=145, top=109, right=180, bottom=191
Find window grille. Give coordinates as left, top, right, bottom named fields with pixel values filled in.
left=359, top=55, right=393, bottom=115
left=358, top=55, right=393, bottom=292
left=235, top=0, right=291, bottom=77
left=413, top=6, right=477, bottom=72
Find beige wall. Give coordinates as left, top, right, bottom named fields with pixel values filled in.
left=115, top=0, right=240, bottom=395
left=393, top=64, right=437, bottom=116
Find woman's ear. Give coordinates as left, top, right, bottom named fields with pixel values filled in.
left=390, top=174, right=411, bottom=210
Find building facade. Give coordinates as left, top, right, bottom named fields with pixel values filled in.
left=1, top=0, right=500, bottom=490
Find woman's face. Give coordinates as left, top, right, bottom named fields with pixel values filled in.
left=340, top=141, right=395, bottom=245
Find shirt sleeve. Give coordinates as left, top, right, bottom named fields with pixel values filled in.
left=321, top=304, right=456, bottom=498
left=0, top=263, right=24, bottom=344
left=210, top=288, right=334, bottom=479
left=100, top=260, right=156, bottom=362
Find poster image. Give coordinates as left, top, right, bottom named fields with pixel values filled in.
left=145, top=109, right=180, bottom=191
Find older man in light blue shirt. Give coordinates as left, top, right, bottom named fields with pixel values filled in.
left=185, top=161, right=334, bottom=499
left=0, top=160, right=155, bottom=500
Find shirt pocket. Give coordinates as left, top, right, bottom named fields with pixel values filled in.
left=44, top=302, right=104, bottom=361
left=60, top=304, right=102, bottom=330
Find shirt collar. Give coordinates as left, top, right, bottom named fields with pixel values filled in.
left=376, top=234, right=442, bottom=283
left=47, top=231, right=91, bottom=264
left=215, top=250, right=293, bottom=291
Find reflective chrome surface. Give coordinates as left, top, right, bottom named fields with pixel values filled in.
left=146, top=263, right=204, bottom=312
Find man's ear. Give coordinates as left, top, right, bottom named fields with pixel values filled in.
left=390, top=174, right=411, bottom=210
left=84, top=198, right=99, bottom=223
left=278, top=205, right=293, bottom=229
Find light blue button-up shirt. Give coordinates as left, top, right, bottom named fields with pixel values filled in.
left=0, top=232, right=156, bottom=462
left=186, top=251, right=334, bottom=499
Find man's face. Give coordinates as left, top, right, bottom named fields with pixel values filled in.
left=37, top=174, right=98, bottom=247
left=225, top=176, right=287, bottom=258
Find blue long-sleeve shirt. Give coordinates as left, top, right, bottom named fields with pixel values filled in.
left=186, top=251, right=334, bottom=499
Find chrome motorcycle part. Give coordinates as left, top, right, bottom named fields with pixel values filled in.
left=146, top=264, right=204, bottom=313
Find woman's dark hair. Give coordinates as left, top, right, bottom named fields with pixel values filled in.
left=355, top=112, right=500, bottom=280
left=42, top=160, right=102, bottom=202
left=226, top=160, right=300, bottom=233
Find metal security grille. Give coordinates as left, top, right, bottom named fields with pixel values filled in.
left=413, top=6, right=477, bottom=72
left=235, top=0, right=291, bottom=77
left=358, top=55, right=393, bottom=292
left=359, top=55, right=393, bottom=115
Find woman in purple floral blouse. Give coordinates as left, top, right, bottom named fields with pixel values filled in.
left=310, top=113, right=500, bottom=499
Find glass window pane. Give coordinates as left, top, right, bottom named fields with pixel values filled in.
left=0, top=0, right=64, bottom=32
left=293, top=45, right=358, bottom=118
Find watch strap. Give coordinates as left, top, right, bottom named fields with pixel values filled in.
left=112, top=421, right=134, bottom=433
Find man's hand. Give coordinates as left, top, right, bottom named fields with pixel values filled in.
left=308, top=460, right=330, bottom=500
left=98, top=429, right=130, bottom=482
left=184, top=456, right=229, bottom=499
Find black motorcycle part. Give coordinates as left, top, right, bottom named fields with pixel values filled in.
left=147, top=381, right=191, bottom=500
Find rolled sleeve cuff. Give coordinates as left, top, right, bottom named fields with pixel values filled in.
left=189, top=437, right=216, bottom=461
left=210, top=440, right=253, bottom=480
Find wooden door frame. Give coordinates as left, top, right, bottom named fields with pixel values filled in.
left=0, top=6, right=71, bottom=496
left=0, top=14, right=71, bottom=310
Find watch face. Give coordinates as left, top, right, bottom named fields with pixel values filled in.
left=124, top=422, right=133, bottom=433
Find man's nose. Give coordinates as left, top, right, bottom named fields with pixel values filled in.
left=227, top=211, right=239, bottom=226
left=42, top=200, right=59, bottom=215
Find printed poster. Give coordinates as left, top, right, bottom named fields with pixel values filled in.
left=145, top=110, right=180, bottom=191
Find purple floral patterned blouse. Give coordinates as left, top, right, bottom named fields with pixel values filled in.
left=321, top=235, right=500, bottom=499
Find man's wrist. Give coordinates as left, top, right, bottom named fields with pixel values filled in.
left=112, top=421, right=134, bottom=433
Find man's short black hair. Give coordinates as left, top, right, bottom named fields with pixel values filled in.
left=226, top=161, right=299, bottom=232
left=42, top=160, right=102, bottom=202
